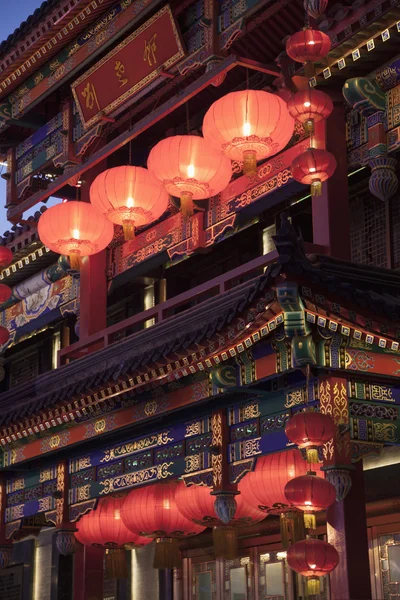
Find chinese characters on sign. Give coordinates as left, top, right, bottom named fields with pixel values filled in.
left=72, top=6, right=184, bottom=128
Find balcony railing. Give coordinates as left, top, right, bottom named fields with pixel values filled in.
left=58, top=243, right=326, bottom=366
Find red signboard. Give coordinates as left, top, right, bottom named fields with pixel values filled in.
left=72, top=5, right=184, bottom=128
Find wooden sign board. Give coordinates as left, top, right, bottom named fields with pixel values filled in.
left=72, top=5, right=184, bottom=128
left=0, top=565, right=23, bottom=600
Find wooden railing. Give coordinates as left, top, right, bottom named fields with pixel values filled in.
left=58, top=243, right=326, bottom=366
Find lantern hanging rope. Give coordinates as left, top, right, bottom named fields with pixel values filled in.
left=285, top=410, right=335, bottom=465
left=202, top=90, right=294, bottom=176
left=121, top=481, right=205, bottom=569
left=175, top=481, right=264, bottom=559
left=291, top=147, right=337, bottom=196
left=287, top=88, right=333, bottom=134
left=147, top=136, right=232, bottom=218
left=90, top=166, right=170, bottom=241
left=287, top=538, right=339, bottom=595
left=284, top=473, right=336, bottom=530
left=38, top=201, right=114, bottom=270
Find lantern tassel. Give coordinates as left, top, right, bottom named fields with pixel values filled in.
left=69, top=253, right=82, bottom=271
left=307, top=576, right=320, bottom=595
left=310, top=180, right=322, bottom=196
left=243, top=150, right=257, bottom=177
left=180, top=192, right=194, bottom=219
left=153, top=537, right=182, bottom=570
left=306, top=448, right=319, bottom=465
left=213, top=526, right=238, bottom=559
left=122, top=220, right=135, bottom=241
left=105, top=548, right=128, bottom=580
left=303, top=119, right=315, bottom=134
left=304, top=513, right=316, bottom=530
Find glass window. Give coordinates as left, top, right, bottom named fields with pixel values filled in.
left=197, top=571, right=212, bottom=600
left=388, top=544, right=400, bottom=583
left=265, top=562, right=284, bottom=596
left=230, top=566, right=247, bottom=600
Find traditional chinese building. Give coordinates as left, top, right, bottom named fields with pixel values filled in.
left=1, top=0, right=400, bottom=599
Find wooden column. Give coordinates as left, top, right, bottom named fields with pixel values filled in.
left=73, top=544, right=104, bottom=600
left=319, top=376, right=372, bottom=600
left=312, top=96, right=351, bottom=260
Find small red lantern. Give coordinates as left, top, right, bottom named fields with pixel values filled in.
left=285, top=410, right=335, bottom=464
left=304, top=0, right=329, bottom=20
left=0, top=247, right=12, bottom=268
left=287, top=538, right=339, bottom=595
left=286, top=28, right=331, bottom=77
left=121, top=482, right=205, bottom=569
left=175, top=481, right=264, bottom=559
left=0, top=326, right=9, bottom=346
left=0, top=284, right=11, bottom=304
left=284, top=473, right=336, bottom=530
left=287, top=89, right=333, bottom=133
left=147, top=135, right=232, bottom=218
left=291, top=147, right=336, bottom=196
left=90, top=166, right=169, bottom=241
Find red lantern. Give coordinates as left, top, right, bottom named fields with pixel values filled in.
left=285, top=411, right=335, bottom=464
left=287, top=538, right=339, bottom=595
left=286, top=28, right=331, bottom=77
left=0, top=247, right=12, bottom=268
left=0, top=284, right=11, bottom=304
left=284, top=473, right=336, bottom=529
left=38, top=201, right=114, bottom=270
left=287, top=89, right=333, bottom=133
left=0, top=326, right=9, bottom=346
left=203, top=90, right=294, bottom=176
left=121, top=482, right=205, bottom=569
left=304, top=0, right=329, bottom=20
left=147, top=136, right=232, bottom=218
left=291, top=147, right=336, bottom=196
left=175, top=481, right=264, bottom=559
left=90, top=166, right=169, bottom=241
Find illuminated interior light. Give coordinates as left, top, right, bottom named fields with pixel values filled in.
left=126, top=197, right=134, bottom=208
left=72, top=229, right=80, bottom=239
left=187, top=164, right=195, bottom=178
left=309, top=167, right=316, bottom=173
left=243, top=121, right=251, bottom=136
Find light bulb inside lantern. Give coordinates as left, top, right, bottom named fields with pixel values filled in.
left=243, top=121, right=251, bottom=137
left=305, top=501, right=312, bottom=506
left=187, top=164, right=195, bottom=178
left=114, top=509, right=121, bottom=520
left=304, top=101, right=311, bottom=107
left=72, top=229, right=80, bottom=239
left=309, top=167, right=316, bottom=173
left=308, top=40, right=315, bottom=45
left=309, top=564, right=317, bottom=570
left=126, top=197, right=134, bottom=208
left=163, top=499, right=171, bottom=510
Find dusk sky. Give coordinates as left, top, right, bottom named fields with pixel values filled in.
left=0, top=1, right=60, bottom=236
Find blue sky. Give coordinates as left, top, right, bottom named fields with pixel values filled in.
left=0, top=1, right=60, bottom=236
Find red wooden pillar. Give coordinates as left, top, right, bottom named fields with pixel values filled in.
left=79, top=162, right=108, bottom=341
left=312, top=96, right=351, bottom=260
left=73, top=543, right=104, bottom=600
left=319, top=376, right=372, bottom=600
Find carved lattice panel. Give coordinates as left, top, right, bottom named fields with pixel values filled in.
left=350, top=194, right=387, bottom=268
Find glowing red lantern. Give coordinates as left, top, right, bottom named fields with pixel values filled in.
left=203, top=90, right=294, bottom=176
left=286, top=28, right=331, bottom=77
left=90, top=166, right=169, bottom=241
left=287, top=538, right=339, bottom=595
left=287, top=89, right=333, bottom=133
left=285, top=411, right=335, bottom=464
left=38, top=201, right=114, bottom=270
left=0, top=284, right=11, bottom=304
left=284, top=473, right=336, bottom=529
left=147, top=135, right=232, bottom=218
left=304, top=0, right=328, bottom=20
left=291, top=147, right=336, bottom=196
left=175, top=481, right=264, bottom=559
left=0, top=247, right=12, bottom=268
left=121, top=482, right=205, bottom=569
left=0, top=326, right=9, bottom=346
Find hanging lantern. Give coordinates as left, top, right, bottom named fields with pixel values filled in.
left=38, top=201, right=114, bottom=270
left=291, top=147, right=336, bottom=196
left=175, top=482, right=264, bottom=559
left=56, top=530, right=77, bottom=556
left=304, top=0, right=329, bottom=20
left=238, top=450, right=322, bottom=548
left=90, top=166, right=169, bottom=241
left=285, top=410, right=335, bottom=465
left=75, top=497, right=151, bottom=579
left=287, top=89, right=333, bottom=133
left=0, top=284, right=11, bottom=304
left=286, top=28, right=331, bottom=77
left=0, top=326, right=9, bottom=346
left=202, top=90, right=294, bottom=176
left=0, top=247, right=12, bottom=268
left=284, top=473, right=336, bottom=529
left=121, top=481, right=205, bottom=569
left=147, top=136, right=232, bottom=218
left=287, top=538, right=339, bottom=595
